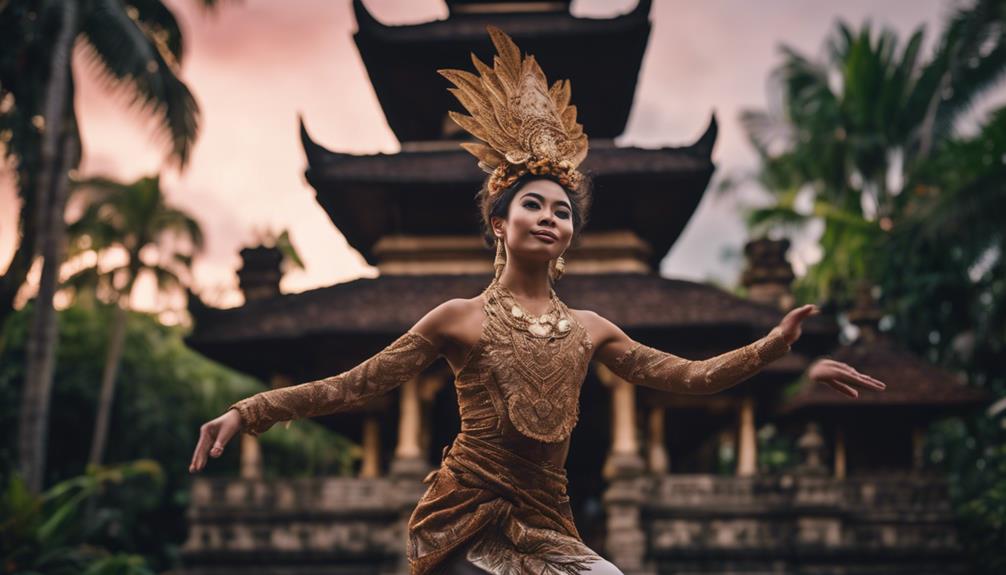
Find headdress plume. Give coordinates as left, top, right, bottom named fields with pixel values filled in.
left=438, top=25, right=589, bottom=197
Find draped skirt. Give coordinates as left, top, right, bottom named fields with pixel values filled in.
left=406, top=432, right=611, bottom=575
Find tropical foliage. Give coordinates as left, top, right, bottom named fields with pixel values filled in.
left=1, top=0, right=207, bottom=494
left=65, top=174, right=204, bottom=472
left=2, top=461, right=162, bottom=575
left=736, top=1, right=1006, bottom=570
left=0, top=302, right=360, bottom=572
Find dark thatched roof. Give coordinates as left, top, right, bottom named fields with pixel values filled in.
left=352, top=0, right=652, bottom=141
left=301, top=119, right=717, bottom=271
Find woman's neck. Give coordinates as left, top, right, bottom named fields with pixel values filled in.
left=496, top=259, right=552, bottom=304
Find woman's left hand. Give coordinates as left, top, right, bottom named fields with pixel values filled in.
left=777, top=304, right=820, bottom=346
left=808, top=358, right=887, bottom=398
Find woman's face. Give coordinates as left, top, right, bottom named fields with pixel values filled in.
left=492, top=178, right=574, bottom=264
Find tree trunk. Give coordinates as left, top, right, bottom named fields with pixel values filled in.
left=87, top=297, right=130, bottom=469
left=17, top=0, right=78, bottom=495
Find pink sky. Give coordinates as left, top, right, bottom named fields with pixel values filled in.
left=2, top=0, right=1000, bottom=316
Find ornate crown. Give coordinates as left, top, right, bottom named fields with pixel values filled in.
left=438, top=25, right=589, bottom=197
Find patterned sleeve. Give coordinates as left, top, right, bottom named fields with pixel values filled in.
left=227, top=331, right=441, bottom=436
left=606, top=327, right=791, bottom=395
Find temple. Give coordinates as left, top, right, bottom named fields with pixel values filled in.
left=180, top=2, right=988, bottom=574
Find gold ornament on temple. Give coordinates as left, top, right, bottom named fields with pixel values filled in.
left=438, top=25, right=589, bottom=197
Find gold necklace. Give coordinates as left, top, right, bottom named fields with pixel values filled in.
left=492, top=282, right=571, bottom=337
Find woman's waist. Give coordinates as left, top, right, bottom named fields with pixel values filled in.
left=442, top=432, right=569, bottom=492
left=459, top=422, right=570, bottom=468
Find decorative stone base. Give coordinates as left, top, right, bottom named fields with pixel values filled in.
left=388, top=455, right=430, bottom=480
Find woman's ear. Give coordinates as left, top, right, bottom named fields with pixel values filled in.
left=490, top=216, right=505, bottom=239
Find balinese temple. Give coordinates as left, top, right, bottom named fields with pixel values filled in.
left=180, top=2, right=988, bottom=574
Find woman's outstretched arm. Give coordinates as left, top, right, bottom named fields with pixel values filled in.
left=189, top=300, right=463, bottom=473
left=587, top=304, right=885, bottom=397
left=228, top=331, right=440, bottom=436
left=591, top=315, right=791, bottom=395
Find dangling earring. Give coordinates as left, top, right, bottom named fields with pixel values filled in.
left=549, top=253, right=566, bottom=282
left=494, top=236, right=506, bottom=280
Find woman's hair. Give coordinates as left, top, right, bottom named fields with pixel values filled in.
left=476, top=172, right=593, bottom=248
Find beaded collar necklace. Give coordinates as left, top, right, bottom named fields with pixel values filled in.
left=487, top=281, right=572, bottom=338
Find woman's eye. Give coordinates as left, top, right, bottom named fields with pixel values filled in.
left=523, top=201, right=540, bottom=209
left=557, top=211, right=570, bottom=219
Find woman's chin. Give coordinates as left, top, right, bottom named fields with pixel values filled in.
left=510, top=247, right=560, bottom=263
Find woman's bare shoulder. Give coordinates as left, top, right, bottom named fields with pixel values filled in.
left=435, top=296, right=484, bottom=320
left=568, top=308, right=623, bottom=345
left=412, top=296, right=485, bottom=343
left=568, top=307, right=635, bottom=364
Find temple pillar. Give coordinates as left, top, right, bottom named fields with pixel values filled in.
left=600, top=364, right=644, bottom=475
left=239, top=434, right=262, bottom=480
left=647, top=406, right=669, bottom=474
left=239, top=373, right=291, bottom=478
left=388, top=373, right=439, bottom=575
left=834, top=426, right=846, bottom=479
left=596, top=363, right=653, bottom=575
left=359, top=415, right=381, bottom=478
left=736, top=396, right=758, bottom=477
left=390, top=375, right=428, bottom=478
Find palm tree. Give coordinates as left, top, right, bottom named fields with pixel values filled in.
left=65, top=174, right=204, bottom=472
left=735, top=8, right=1006, bottom=568
left=736, top=0, right=1006, bottom=303
left=3, top=0, right=211, bottom=494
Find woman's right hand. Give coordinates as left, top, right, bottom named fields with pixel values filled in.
left=189, top=409, right=243, bottom=473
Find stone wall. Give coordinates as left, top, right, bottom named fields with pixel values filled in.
left=182, top=476, right=423, bottom=575
left=639, top=473, right=966, bottom=574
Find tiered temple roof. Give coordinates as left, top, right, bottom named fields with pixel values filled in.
left=301, top=120, right=717, bottom=270
left=352, top=0, right=652, bottom=142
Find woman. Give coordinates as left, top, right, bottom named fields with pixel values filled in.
left=189, top=26, right=886, bottom=575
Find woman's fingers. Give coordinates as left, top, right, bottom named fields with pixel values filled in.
left=190, top=426, right=208, bottom=473
left=835, top=365, right=886, bottom=391
left=827, top=378, right=859, bottom=398
left=790, top=304, right=819, bottom=323
left=211, top=423, right=237, bottom=458
left=191, top=423, right=217, bottom=472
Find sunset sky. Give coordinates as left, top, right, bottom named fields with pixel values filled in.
left=2, top=0, right=999, bottom=315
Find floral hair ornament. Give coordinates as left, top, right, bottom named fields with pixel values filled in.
left=437, top=25, right=589, bottom=199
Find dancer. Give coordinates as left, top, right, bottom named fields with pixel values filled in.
left=189, top=26, right=886, bottom=575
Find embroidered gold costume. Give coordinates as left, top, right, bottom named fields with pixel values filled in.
left=227, top=280, right=791, bottom=574
left=612, top=326, right=791, bottom=395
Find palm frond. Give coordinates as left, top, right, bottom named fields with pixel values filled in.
left=928, top=0, right=1006, bottom=140
left=79, top=0, right=199, bottom=167
left=127, top=0, right=185, bottom=66
left=153, top=207, right=204, bottom=252
left=144, top=263, right=184, bottom=294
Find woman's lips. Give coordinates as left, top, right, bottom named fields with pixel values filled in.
left=531, top=231, right=557, bottom=242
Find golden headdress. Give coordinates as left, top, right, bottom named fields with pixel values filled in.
left=438, top=25, right=589, bottom=197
